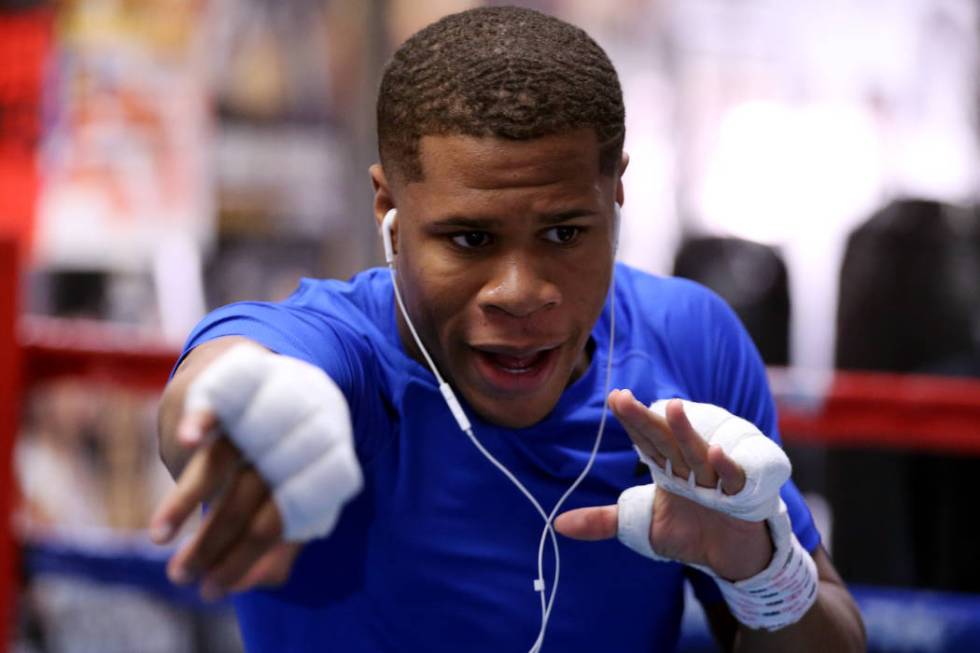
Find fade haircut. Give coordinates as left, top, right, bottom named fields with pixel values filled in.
left=377, top=6, right=625, bottom=183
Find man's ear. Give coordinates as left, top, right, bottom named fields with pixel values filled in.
left=369, top=163, right=395, bottom=230
left=616, top=151, right=630, bottom=207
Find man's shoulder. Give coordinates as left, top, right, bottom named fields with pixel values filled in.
left=182, top=268, right=395, bottom=365
left=614, top=263, right=731, bottom=329
left=286, top=267, right=391, bottom=316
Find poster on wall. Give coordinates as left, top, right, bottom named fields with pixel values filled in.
left=34, top=0, right=212, bottom=272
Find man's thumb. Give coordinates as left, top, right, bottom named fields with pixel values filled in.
left=554, top=505, right=619, bottom=541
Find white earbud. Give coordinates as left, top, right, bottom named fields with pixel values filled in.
left=381, top=208, right=397, bottom=264
left=613, top=203, right=622, bottom=256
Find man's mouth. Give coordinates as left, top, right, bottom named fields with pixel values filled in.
left=470, top=344, right=561, bottom=392
left=484, top=349, right=549, bottom=373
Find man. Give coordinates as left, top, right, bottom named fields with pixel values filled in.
left=152, top=7, right=865, bottom=652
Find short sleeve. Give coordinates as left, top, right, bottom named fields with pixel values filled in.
left=177, top=301, right=363, bottom=396
left=173, top=288, right=393, bottom=463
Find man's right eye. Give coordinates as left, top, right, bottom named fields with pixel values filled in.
left=451, top=232, right=492, bottom=249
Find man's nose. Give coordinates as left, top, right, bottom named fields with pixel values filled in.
left=478, top=255, right=561, bottom=318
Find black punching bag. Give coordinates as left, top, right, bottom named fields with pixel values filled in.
left=673, top=236, right=791, bottom=366
left=833, top=198, right=980, bottom=591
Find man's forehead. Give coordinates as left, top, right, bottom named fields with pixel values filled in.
left=412, top=130, right=602, bottom=187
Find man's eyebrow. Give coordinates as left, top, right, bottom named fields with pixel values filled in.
left=430, top=216, right=503, bottom=229
left=538, top=209, right=597, bottom=224
left=430, top=210, right=597, bottom=229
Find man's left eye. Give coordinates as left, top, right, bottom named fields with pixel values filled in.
left=451, top=231, right=492, bottom=249
left=544, top=225, right=582, bottom=244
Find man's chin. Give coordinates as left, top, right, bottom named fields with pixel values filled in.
left=459, top=374, right=566, bottom=428
left=467, top=395, right=557, bottom=429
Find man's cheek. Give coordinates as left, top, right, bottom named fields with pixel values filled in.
left=421, top=294, right=463, bottom=343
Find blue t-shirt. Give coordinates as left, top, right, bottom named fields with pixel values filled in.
left=180, top=263, right=819, bottom=653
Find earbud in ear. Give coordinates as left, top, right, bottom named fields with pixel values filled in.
left=381, top=208, right=398, bottom=264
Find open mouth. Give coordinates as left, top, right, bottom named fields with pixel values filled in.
left=470, top=345, right=560, bottom=392
left=484, top=350, right=550, bottom=373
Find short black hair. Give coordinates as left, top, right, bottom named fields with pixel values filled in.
left=377, top=6, right=625, bottom=182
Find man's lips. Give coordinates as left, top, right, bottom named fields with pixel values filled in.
left=470, top=342, right=563, bottom=355
left=471, top=343, right=560, bottom=365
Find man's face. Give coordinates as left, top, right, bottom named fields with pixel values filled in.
left=372, top=130, right=626, bottom=428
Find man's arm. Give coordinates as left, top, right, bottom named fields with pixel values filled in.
left=695, top=289, right=866, bottom=648
left=155, top=331, right=362, bottom=600
left=555, top=393, right=866, bottom=652
left=702, top=546, right=866, bottom=652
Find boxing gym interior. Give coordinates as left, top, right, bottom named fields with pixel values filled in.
left=1, top=1, right=978, bottom=651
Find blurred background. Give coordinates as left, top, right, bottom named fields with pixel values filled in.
left=0, top=0, right=977, bottom=651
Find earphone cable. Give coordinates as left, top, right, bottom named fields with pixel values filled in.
left=386, top=246, right=617, bottom=653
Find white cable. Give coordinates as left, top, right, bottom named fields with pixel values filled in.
left=530, top=274, right=615, bottom=653
left=389, top=262, right=449, bottom=388
left=386, top=261, right=615, bottom=653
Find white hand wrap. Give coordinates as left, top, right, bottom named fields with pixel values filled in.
left=616, top=399, right=818, bottom=631
left=642, top=399, right=792, bottom=521
left=184, top=344, right=363, bottom=541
